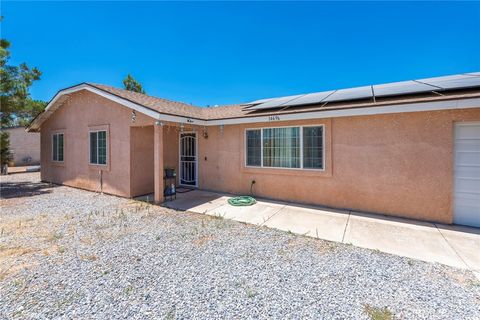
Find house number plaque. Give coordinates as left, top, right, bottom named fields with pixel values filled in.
left=268, top=116, right=280, bottom=121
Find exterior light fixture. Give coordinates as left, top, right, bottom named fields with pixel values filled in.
left=203, top=126, right=208, bottom=139
left=131, top=110, right=136, bottom=123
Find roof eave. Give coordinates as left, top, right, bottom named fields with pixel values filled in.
left=26, top=83, right=170, bottom=132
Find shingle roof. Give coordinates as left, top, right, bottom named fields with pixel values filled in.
left=88, top=83, right=248, bottom=120
left=88, top=83, right=206, bottom=119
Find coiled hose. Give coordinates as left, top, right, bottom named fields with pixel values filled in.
left=228, top=196, right=257, bottom=206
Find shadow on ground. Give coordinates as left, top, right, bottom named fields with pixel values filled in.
left=0, top=181, right=55, bottom=199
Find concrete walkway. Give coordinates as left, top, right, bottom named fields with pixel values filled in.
left=6, top=165, right=41, bottom=174
left=163, top=190, right=480, bottom=278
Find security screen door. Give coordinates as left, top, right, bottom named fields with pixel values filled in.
left=179, top=132, right=197, bottom=187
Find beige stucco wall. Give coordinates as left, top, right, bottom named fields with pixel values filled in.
left=197, top=108, right=480, bottom=224
left=40, top=90, right=153, bottom=197
left=130, top=126, right=154, bottom=197
left=163, top=126, right=180, bottom=185
left=2, top=126, right=40, bottom=166
left=132, top=123, right=180, bottom=188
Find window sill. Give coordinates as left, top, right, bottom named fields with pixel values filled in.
left=88, top=163, right=109, bottom=171
left=51, top=161, right=66, bottom=167
left=242, top=166, right=331, bottom=177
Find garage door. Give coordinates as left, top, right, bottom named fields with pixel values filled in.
left=453, top=122, right=480, bottom=227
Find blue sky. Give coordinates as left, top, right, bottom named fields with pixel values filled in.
left=2, top=1, right=480, bottom=106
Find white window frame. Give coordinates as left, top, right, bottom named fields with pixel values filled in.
left=89, top=130, right=108, bottom=166
left=244, top=125, right=325, bottom=171
left=52, top=133, right=64, bottom=162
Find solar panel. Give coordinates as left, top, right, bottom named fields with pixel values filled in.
left=322, top=86, right=372, bottom=102
left=276, top=90, right=336, bottom=107
left=242, top=72, right=480, bottom=111
left=246, top=94, right=305, bottom=110
left=373, top=80, right=437, bottom=97
left=419, top=74, right=480, bottom=90
left=419, top=74, right=471, bottom=82
left=242, top=97, right=276, bottom=106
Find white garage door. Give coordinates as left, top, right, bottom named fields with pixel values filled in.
left=453, top=122, right=480, bottom=227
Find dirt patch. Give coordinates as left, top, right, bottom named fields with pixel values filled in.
left=0, top=246, right=41, bottom=281
left=193, top=234, right=216, bottom=246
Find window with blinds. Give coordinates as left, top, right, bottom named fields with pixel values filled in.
left=245, top=126, right=323, bottom=170
left=263, top=127, right=300, bottom=168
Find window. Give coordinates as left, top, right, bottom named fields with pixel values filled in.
left=246, top=129, right=261, bottom=166
left=245, top=126, right=324, bottom=170
left=89, top=130, right=107, bottom=165
left=303, top=126, right=323, bottom=169
left=263, top=127, right=300, bottom=168
left=52, top=133, right=64, bottom=162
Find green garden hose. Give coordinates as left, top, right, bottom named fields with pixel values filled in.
left=228, top=196, right=257, bottom=206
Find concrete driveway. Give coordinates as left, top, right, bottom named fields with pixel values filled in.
left=164, top=190, right=480, bottom=278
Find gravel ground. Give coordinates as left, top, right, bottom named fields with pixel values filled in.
left=1, top=173, right=479, bottom=319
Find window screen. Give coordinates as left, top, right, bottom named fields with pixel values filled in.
left=90, top=131, right=107, bottom=165
left=52, top=133, right=64, bottom=162
left=303, top=126, right=323, bottom=169
left=246, top=129, right=261, bottom=166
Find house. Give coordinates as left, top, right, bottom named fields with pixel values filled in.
left=1, top=126, right=40, bottom=166
left=27, top=73, right=480, bottom=227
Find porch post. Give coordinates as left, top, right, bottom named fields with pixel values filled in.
left=154, top=122, right=164, bottom=203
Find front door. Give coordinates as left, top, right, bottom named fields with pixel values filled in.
left=179, top=132, right=197, bottom=187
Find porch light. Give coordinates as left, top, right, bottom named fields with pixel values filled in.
left=203, top=126, right=208, bottom=139
left=219, top=124, right=224, bottom=135
left=180, top=123, right=185, bottom=132
left=131, top=110, right=136, bottom=123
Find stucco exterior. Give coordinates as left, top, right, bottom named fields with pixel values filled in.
left=196, top=109, right=480, bottom=224
left=2, top=126, right=40, bottom=166
left=37, top=88, right=480, bottom=224
left=130, top=126, right=154, bottom=197
left=40, top=90, right=153, bottom=197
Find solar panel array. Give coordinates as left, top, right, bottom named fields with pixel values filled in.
left=243, top=73, right=480, bottom=111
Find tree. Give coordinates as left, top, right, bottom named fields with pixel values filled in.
left=123, top=74, right=145, bottom=94
left=1, top=131, right=12, bottom=172
left=1, top=18, right=46, bottom=127
left=1, top=16, right=45, bottom=172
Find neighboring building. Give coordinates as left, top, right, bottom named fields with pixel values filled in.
left=1, top=126, right=40, bottom=166
left=27, top=73, right=480, bottom=227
